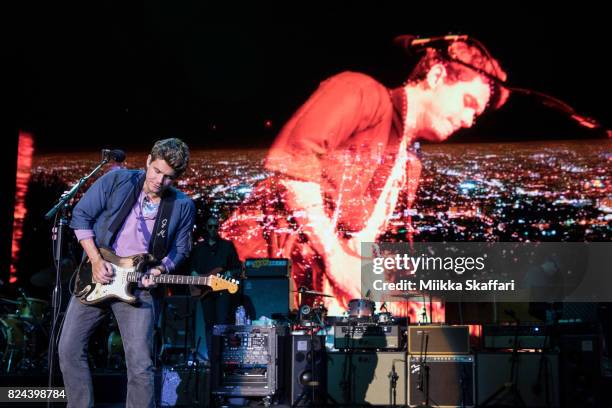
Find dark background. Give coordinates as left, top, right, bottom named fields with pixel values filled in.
left=14, top=4, right=611, bottom=152
left=5, top=4, right=611, bottom=280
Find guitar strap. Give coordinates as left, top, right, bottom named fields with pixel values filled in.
left=148, top=189, right=176, bottom=262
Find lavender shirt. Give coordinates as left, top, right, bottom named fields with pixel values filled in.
left=75, top=190, right=175, bottom=272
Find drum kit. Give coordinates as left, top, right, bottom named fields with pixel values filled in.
left=292, top=287, right=330, bottom=330
left=291, top=287, right=404, bottom=329
left=0, top=291, right=126, bottom=374
left=345, top=298, right=399, bottom=325
left=0, top=294, right=50, bottom=373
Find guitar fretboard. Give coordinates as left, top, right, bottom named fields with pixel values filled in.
left=127, top=272, right=210, bottom=285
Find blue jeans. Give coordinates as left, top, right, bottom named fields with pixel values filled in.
left=58, top=289, right=158, bottom=408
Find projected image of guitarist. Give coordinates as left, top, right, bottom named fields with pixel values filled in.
left=58, top=138, right=196, bottom=408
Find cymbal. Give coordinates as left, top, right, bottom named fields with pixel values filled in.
left=291, top=289, right=334, bottom=298
left=0, top=298, right=20, bottom=305
left=3, top=313, right=35, bottom=322
left=30, top=259, right=75, bottom=288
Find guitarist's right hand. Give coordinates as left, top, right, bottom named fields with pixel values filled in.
left=79, top=239, right=115, bottom=284
left=92, top=258, right=114, bottom=284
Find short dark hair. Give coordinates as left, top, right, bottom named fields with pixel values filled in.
left=150, top=138, right=190, bottom=177
left=408, top=41, right=509, bottom=109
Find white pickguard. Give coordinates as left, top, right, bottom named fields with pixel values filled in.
left=84, top=264, right=138, bottom=303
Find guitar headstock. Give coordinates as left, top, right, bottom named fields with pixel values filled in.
left=208, top=274, right=239, bottom=294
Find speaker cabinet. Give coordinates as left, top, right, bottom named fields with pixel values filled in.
left=477, top=352, right=560, bottom=407
left=242, top=277, right=289, bottom=320
left=289, top=335, right=327, bottom=406
left=327, top=351, right=406, bottom=406
left=559, top=335, right=601, bottom=407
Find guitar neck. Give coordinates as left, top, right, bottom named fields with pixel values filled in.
left=127, top=272, right=210, bottom=286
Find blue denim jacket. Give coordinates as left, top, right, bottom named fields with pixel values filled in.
left=70, top=169, right=195, bottom=271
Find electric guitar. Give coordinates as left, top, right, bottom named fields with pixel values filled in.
left=74, top=248, right=239, bottom=305
left=188, top=266, right=240, bottom=299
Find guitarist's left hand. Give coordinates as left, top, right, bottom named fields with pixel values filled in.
left=142, top=268, right=162, bottom=288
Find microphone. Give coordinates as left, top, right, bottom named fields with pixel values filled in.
left=570, top=113, right=601, bottom=130
left=102, top=149, right=126, bottom=163
left=394, top=34, right=468, bottom=50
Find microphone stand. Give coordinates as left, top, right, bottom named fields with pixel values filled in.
left=44, top=154, right=113, bottom=407
left=481, top=311, right=527, bottom=407
left=45, top=155, right=112, bottom=220
left=417, top=331, right=432, bottom=407
left=420, top=292, right=429, bottom=324
left=388, top=361, right=399, bottom=407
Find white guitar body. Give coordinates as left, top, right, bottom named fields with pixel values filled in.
left=83, top=265, right=138, bottom=304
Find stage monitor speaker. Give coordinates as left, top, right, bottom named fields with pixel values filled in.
left=158, top=366, right=210, bottom=407
left=242, top=277, right=289, bottom=320
left=289, top=335, right=327, bottom=406
left=327, top=351, right=406, bottom=406
left=408, top=325, right=470, bottom=354
left=477, top=352, right=560, bottom=407
left=409, top=354, right=475, bottom=407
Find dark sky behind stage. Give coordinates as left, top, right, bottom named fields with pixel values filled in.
left=14, top=5, right=611, bottom=153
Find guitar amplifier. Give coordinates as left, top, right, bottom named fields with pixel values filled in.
left=483, top=323, right=550, bottom=349
left=333, top=324, right=401, bottom=350
left=408, top=325, right=470, bottom=354
left=242, top=277, right=290, bottom=320
left=409, top=355, right=475, bottom=407
left=211, top=324, right=288, bottom=397
left=245, top=258, right=290, bottom=277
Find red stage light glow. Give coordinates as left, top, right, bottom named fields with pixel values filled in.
left=10, top=131, right=35, bottom=284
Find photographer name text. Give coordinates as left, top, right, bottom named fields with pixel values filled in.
left=372, top=279, right=515, bottom=292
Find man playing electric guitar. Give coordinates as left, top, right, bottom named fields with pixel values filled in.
left=59, top=138, right=196, bottom=408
